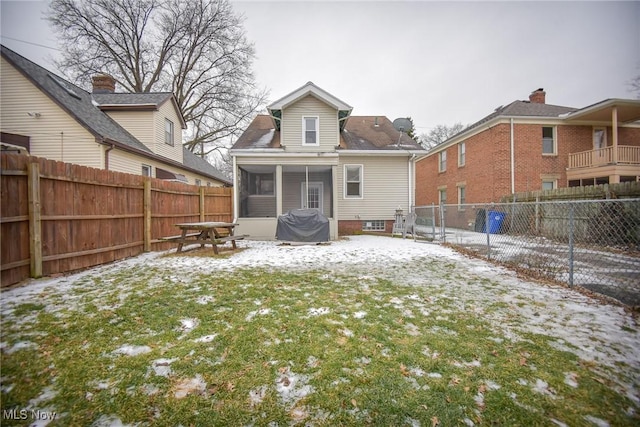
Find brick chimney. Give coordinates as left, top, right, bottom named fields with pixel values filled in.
left=92, top=74, right=116, bottom=94
left=529, top=88, right=546, bottom=104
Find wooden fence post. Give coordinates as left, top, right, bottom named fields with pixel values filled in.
left=144, top=178, right=151, bottom=251
left=27, top=160, right=42, bottom=278
left=199, top=187, right=205, bottom=222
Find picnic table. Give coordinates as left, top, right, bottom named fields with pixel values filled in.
left=164, top=222, right=247, bottom=254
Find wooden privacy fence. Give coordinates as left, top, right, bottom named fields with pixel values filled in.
left=1, top=153, right=233, bottom=287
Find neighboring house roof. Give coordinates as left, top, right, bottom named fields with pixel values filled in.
left=459, top=100, right=577, bottom=139
left=562, top=98, right=640, bottom=123
left=1, top=45, right=228, bottom=184
left=93, top=92, right=187, bottom=128
left=182, top=148, right=230, bottom=183
left=232, top=114, right=424, bottom=152
left=425, top=97, right=578, bottom=155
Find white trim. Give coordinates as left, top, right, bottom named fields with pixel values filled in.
left=337, top=150, right=425, bottom=156
left=302, top=116, right=320, bottom=146
left=343, top=164, right=363, bottom=199
left=268, top=81, right=353, bottom=111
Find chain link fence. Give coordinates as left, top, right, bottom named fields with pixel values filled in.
left=412, top=199, right=640, bottom=306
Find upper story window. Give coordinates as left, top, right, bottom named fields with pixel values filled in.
left=458, top=142, right=466, bottom=166
left=303, top=116, right=319, bottom=145
left=542, top=126, right=556, bottom=155
left=165, top=119, right=174, bottom=146
left=195, top=179, right=202, bottom=186
left=141, top=164, right=152, bottom=177
left=439, top=150, right=447, bottom=172
left=344, top=164, right=363, bottom=198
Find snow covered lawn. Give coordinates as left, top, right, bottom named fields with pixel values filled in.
left=1, top=235, right=638, bottom=426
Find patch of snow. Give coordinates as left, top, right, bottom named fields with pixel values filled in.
left=178, top=318, right=199, bottom=333
left=308, top=307, right=330, bottom=316
left=275, top=370, right=315, bottom=408
left=195, top=295, right=215, bottom=305
left=151, top=358, right=178, bottom=377
left=194, top=334, right=217, bottom=343
left=248, top=385, right=268, bottom=407
left=173, top=374, right=207, bottom=399
left=113, top=344, right=152, bottom=356
left=564, top=372, right=579, bottom=388
left=353, top=311, right=367, bottom=319
left=4, top=341, right=38, bottom=354
left=584, top=415, right=610, bottom=427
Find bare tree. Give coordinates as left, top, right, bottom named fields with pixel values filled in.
left=419, top=122, right=466, bottom=150
left=629, top=74, right=640, bottom=99
left=48, top=0, right=268, bottom=159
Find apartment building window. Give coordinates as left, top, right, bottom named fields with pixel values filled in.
left=344, top=164, right=363, bottom=198
left=542, top=126, right=556, bottom=155
left=458, top=142, right=466, bottom=166
left=542, top=180, right=556, bottom=191
left=141, top=164, right=152, bottom=176
left=458, top=185, right=466, bottom=206
left=303, top=116, right=319, bottom=145
left=165, top=119, right=174, bottom=146
left=439, top=150, right=447, bottom=172
left=438, top=188, right=447, bottom=205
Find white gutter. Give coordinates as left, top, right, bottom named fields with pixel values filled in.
left=338, top=150, right=425, bottom=156
left=231, top=150, right=339, bottom=158
left=510, top=118, right=515, bottom=194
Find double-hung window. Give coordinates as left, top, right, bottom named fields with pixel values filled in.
left=458, top=142, right=466, bottom=167
left=542, top=126, right=556, bottom=155
left=165, top=119, right=174, bottom=146
left=439, top=150, right=447, bottom=172
left=303, top=116, right=319, bottom=145
left=344, top=165, right=363, bottom=198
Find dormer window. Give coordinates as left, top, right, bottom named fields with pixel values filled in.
left=165, top=119, right=174, bottom=146
left=303, top=116, right=319, bottom=145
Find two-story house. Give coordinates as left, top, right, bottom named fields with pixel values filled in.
left=0, top=45, right=230, bottom=186
left=230, top=82, right=425, bottom=240
left=415, top=88, right=640, bottom=206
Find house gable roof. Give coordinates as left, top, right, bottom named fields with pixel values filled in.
left=1, top=44, right=228, bottom=184
left=231, top=114, right=424, bottom=153
left=267, top=82, right=353, bottom=131
left=93, top=92, right=188, bottom=128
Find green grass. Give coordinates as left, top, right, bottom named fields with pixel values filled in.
left=1, top=261, right=638, bottom=426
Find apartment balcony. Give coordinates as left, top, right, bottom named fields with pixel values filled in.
left=567, top=145, right=640, bottom=185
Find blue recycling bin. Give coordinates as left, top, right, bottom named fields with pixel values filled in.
left=482, top=210, right=506, bottom=234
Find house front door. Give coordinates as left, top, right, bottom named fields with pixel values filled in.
left=301, top=182, right=323, bottom=212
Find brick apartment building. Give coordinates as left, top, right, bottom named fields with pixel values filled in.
left=415, top=89, right=640, bottom=206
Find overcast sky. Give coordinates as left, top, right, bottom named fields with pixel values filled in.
left=1, top=0, right=639, bottom=134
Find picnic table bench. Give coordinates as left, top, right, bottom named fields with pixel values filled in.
left=162, top=222, right=247, bottom=254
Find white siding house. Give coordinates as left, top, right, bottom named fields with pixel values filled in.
left=231, top=82, right=425, bottom=240
left=0, top=45, right=228, bottom=186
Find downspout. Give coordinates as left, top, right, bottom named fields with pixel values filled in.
left=104, top=143, right=115, bottom=170
left=232, top=154, right=238, bottom=222
left=510, top=118, right=515, bottom=194
left=408, top=154, right=416, bottom=210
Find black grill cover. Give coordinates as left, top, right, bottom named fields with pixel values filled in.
left=276, top=209, right=330, bottom=242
